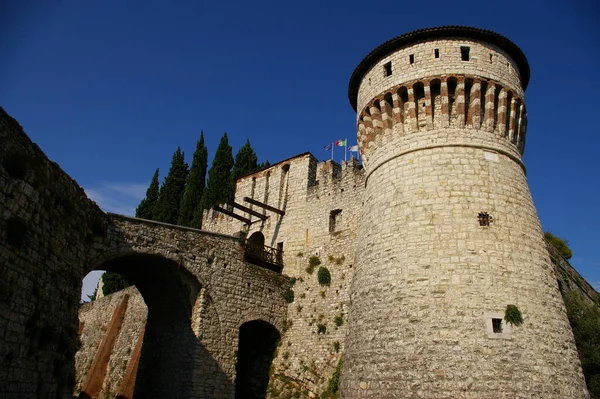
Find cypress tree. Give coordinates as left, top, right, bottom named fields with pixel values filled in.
left=200, top=132, right=234, bottom=211
left=101, top=272, right=130, bottom=296
left=135, top=168, right=160, bottom=220
left=155, top=147, right=189, bottom=224
left=233, top=139, right=259, bottom=181
left=178, top=131, right=208, bottom=227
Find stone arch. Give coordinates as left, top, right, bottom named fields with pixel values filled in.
left=234, top=320, right=281, bottom=399
left=77, top=249, right=231, bottom=398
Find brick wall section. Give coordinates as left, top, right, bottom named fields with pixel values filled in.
left=0, top=106, right=289, bottom=398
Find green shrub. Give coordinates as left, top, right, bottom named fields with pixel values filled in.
left=333, top=341, right=340, bottom=353
left=318, top=267, right=331, bottom=286
left=563, top=290, right=600, bottom=399
left=283, top=289, right=295, bottom=303
left=306, top=256, right=321, bottom=274
left=334, top=314, right=344, bottom=327
left=545, top=231, right=573, bottom=260
left=504, top=304, right=523, bottom=326
left=317, top=324, right=326, bottom=334
left=322, top=356, right=343, bottom=398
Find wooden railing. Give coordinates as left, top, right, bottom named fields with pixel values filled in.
left=244, top=241, right=283, bottom=273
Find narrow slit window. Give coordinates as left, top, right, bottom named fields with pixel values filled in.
left=489, top=53, right=493, bottom=63
left=383, top=61, right=392, bottom=77
left=492, top=318, right=503, bottom=333
left=434, top=49, right=440, bottom=58
left=409, top=54, right=414, bottom=64
left=461, top=46, right=470, bottom=61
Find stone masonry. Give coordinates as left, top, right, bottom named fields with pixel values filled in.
left=342, top=26, right=588, bottom=398
left=1, top=25, right=598, bottom=399
left=0, top=106, right=289, bottom=398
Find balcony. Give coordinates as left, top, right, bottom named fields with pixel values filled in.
left=244, top=240, right=283, bottom=273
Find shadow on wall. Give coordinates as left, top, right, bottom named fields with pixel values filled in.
left=77, top=254, right=235, bottom=398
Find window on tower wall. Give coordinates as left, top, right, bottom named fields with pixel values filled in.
left=329, top=209, right=342, bottom=233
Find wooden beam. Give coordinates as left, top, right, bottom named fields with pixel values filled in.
left=213, top=206, right=251, bottom=224
left=243, top=197, right=285, bottom=216
left=230, top=201, right=268, bottom=220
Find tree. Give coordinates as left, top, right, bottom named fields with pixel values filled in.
left=155, top=148, right=189, bottom=224
left=101, top=272, right=130, bottom=296
left=545, top=231, right=573, bottom=260
left=233, top=139, right=259, bottom=181
left=135, top=169, right=160, bottom=220
left=178, top=131, right=208, bottom=227
left=200, top=133, right=234, bottom=211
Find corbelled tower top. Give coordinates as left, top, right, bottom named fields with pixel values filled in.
left=348, top=26, right=530, bottom=111
left=348, top=26, right=531, bottom=171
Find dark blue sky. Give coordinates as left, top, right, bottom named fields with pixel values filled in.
left=2, top=0, right=599, bottom=295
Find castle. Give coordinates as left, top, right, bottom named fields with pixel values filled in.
left=0, top=26, right=596, bottom=399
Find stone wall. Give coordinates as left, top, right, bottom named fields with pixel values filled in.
left=202, top=155, right=365, bottom=397
left=341, top=28, right=590, bottom=398
left=0, top=106, right=289, bottom=398
left=75, top=286, right=147, bottom=398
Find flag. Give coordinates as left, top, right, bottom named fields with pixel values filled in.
left=324, top=143, right=333, bottom=151
left=335, top=139, right=347, bottom=147
left=348, top=145, right=359, bottom=152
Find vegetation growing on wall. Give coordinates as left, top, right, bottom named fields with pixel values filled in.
left=321, top=356, right=343, bottom=398
left=562, top=290, right=600, bottom=398
left=545, top=231, right=573, bottom=260
left=306, top=256, right=321, bottom=274
left=504, top=304, right=523, bottom=326
left=318, top=267, right=331, bottom=286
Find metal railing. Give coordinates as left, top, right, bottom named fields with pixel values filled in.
left=244, top=240, right=283, bottom=273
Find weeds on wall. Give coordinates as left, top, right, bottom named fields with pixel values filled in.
left=322, top=356, right=343, bottom=398
left=317, top=324, right=327, bottom=334
left=333, top=341, right=340, bottom=353
left=283, top=288, right=295, bottom=303
left=334, top=314, right=344, bottom=327
left=307, top=256, right=321, bottom=274
left=318, top=267, right=331, bottom=286
left=504, top=304, right=523, bottom=326
left=328, top=254, right=345, bottom=266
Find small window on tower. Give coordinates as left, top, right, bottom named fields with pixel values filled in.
left=492, top=318, right=503, bottom=333
left=461, top=46, right=470, bottom=61
left=478, top=212, right=492, bottom=226
left=409, top=54, right=414, bottom=64
left=434, top=49, right=440, bottom=58
left=383, top=61, right=392, bottom=77
left=329, top=209, right=342, bottom=233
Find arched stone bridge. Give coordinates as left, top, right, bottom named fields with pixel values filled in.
left=0, top=107, right=289, bottom=398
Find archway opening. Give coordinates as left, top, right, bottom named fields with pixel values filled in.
left=76, top=253, right=201, bottom=399
left=234, top=320, right=280, bottom=399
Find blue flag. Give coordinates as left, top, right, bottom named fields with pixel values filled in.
left=324, top=143, right=333, bottom=151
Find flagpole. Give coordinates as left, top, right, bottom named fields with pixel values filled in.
left=345, top=139, right=347, bottom=162
left=331, top=142, right=334, bottom=161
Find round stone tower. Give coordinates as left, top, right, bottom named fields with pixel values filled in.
left=341, top=27, right=589, bottom=398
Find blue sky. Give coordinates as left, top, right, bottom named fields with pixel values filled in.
left=2, top=0, right=599, bottom=299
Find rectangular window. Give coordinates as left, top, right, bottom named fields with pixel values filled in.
left=434, top=49, right=439, bottom=58
left=329, top=209, right=342, bottom=233
left=409, top=54, right=414, bottom=64
left=383, top=61, right=392, bottom=77
left=492, top=318, right=503, bottom=333
left=478, top=212, right=491, bottom=226
left=461, top=46, right=470, bottom=61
